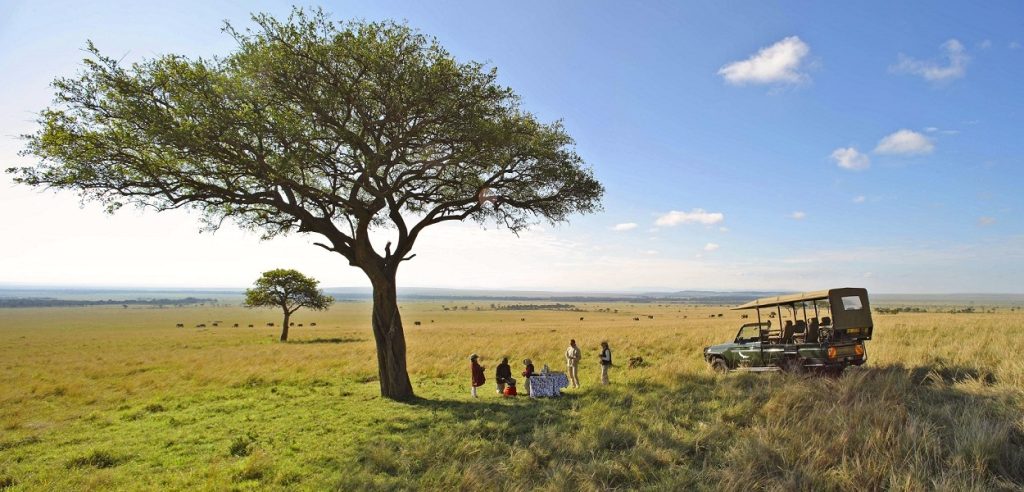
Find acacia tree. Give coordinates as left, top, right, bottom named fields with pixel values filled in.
left=244, top=269, right=333, bottom=342
left=8, top=9, right=604, bottom=400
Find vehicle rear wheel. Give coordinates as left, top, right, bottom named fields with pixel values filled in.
left=821, top=366, right=845, bottom=377
left=710, top=358, right=729, bottom=374
left=782, top=357, right=804, bottom=374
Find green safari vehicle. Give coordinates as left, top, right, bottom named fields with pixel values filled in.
left=703, top=288, right=873, bottom=374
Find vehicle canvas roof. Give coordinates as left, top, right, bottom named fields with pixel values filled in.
left=731, top=288, right=862, bottom=310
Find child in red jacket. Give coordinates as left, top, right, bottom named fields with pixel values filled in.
left=503, top=377, right=518, bottom=397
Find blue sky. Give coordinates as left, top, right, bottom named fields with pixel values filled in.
left=1, top=1, right=1022, bottom=293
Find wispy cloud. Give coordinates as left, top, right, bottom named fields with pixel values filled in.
left=853, top=195, right=866, bottom=204
left=704, top=242, right=720, bottom=252
left=890, top=39, right=968, bottom=82
left=831, top=147, right=870, bottom=171
left=791, top=211, right=806, bottom=220
left=875, top=129, right=935, bottom=155
left=655, top=209, right=725, bottom=226
left=611, top=222, right=638, bottom=232
left=718, top=36, right=811, bottom=86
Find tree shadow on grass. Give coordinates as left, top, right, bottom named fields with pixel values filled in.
left=340, top=363, right=1024, bottom=491
left=289, top=337, right=365, bottom=344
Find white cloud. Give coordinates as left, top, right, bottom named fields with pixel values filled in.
left=853, top=195, right=866, bottom=204
left=611, top=222, right=638, bottom=232
left=655, top=209, right=725, bottom=227
left=704, top=243, right=720, bottom=252
left=791, top=211, right=806, bottom=220
left=890, top=39, right=968, bottom=82
left=978, top=217, right=996, bottom=226
left=718, top=36, right=811, bottom=86
left=874, top=130, right=935, bottom=155
left=719, top=226, right=730, bottom=233
left=831, top=147, right=870, bottom=171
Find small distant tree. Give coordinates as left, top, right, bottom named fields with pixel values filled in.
left=244, top=269, right=333, bottom=341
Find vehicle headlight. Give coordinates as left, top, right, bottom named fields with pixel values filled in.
left=854, top=344, right=864, bottom=356
left=827, top=347, right=837, bottom=359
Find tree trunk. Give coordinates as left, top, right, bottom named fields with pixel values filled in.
left=370, top=275, right=415, bottom=400
left=281, top=310, right=290, bottom=342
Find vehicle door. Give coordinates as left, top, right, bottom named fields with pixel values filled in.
left=732, top=324, right=764, bottom=368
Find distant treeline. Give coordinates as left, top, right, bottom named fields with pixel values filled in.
left=876, top=306, right=1011, bottom=314
left=494, top=303, right=581, bottom=311
left=0, top=297, right=217, bottom=308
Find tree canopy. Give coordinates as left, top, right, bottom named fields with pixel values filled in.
left=8, top=8, right=604, bottom=399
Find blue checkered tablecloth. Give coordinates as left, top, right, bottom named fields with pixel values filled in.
left=528, top=373, right=569, bottom=398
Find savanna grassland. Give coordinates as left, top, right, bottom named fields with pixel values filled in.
left=1, top=301, right=1023, bottom=491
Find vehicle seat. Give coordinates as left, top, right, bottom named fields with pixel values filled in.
left=792, top=320, right=807, bottom=342
left=806, top=319, right=820, bottom=343
left=781, top=320, right=795, bottom=344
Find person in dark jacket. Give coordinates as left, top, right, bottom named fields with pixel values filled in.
left=521, top=358, right=535, bottom=395
left=495, top=357, right=512, bottom=394
left=470, top=354, right=485, bottom=398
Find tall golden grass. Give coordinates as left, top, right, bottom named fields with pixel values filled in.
left=1, top=301, right=1022, bottom=490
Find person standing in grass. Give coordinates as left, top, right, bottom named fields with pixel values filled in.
left=599, top=341, right=612, bottom=385
left=565, top=339, right=581, bottom=388
left=470, top=354, right=485, bottom=398
left=521, top=358, right=535, bottom=395
left=495, top=357, right=512, bottom=394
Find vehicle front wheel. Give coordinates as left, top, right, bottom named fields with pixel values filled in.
left=782, top=357, right=804, bottom=374
left=710, top=358, right=729, bottom=374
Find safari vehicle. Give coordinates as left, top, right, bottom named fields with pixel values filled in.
left=703, top=288, right=873, bottom=374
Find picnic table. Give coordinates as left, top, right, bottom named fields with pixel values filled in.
left=528, top=372, right=569, bottom=398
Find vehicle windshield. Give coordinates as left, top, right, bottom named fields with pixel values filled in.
left=735, top=323, right=767, bottom=343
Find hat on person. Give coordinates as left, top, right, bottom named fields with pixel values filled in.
left=469, top=353, right=478, bottom=360
left=523, top=358, right=532, bottom=365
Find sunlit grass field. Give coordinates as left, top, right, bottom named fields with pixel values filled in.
left=1, top=301, right=1023, bottom=490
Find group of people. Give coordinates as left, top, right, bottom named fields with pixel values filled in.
left=469, top=339, right=613, bottom=398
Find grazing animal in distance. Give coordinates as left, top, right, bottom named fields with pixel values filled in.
left=175, top=323, right=184, bottom=328
left=414, top=321, right=421, bottom=326
left=648, top=315, right=654, bottom=319
left=521, top=318, right=525, bottom=321
left=211, top=323, right=219, bottom=327
left=233, top=323, right=239, bottom=327
left=248, top=324, right=254, bottom=328
left=267, top=322, right=274, bottom=327
left=580, top=317, right=584, bottom=321
left=196, top=323, right=206, bottom=328
left=633, top=317, right=640, bottom=321
left=628, top=356, right=645, bottom=368
left=310, top=322, right=317, bottom=326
